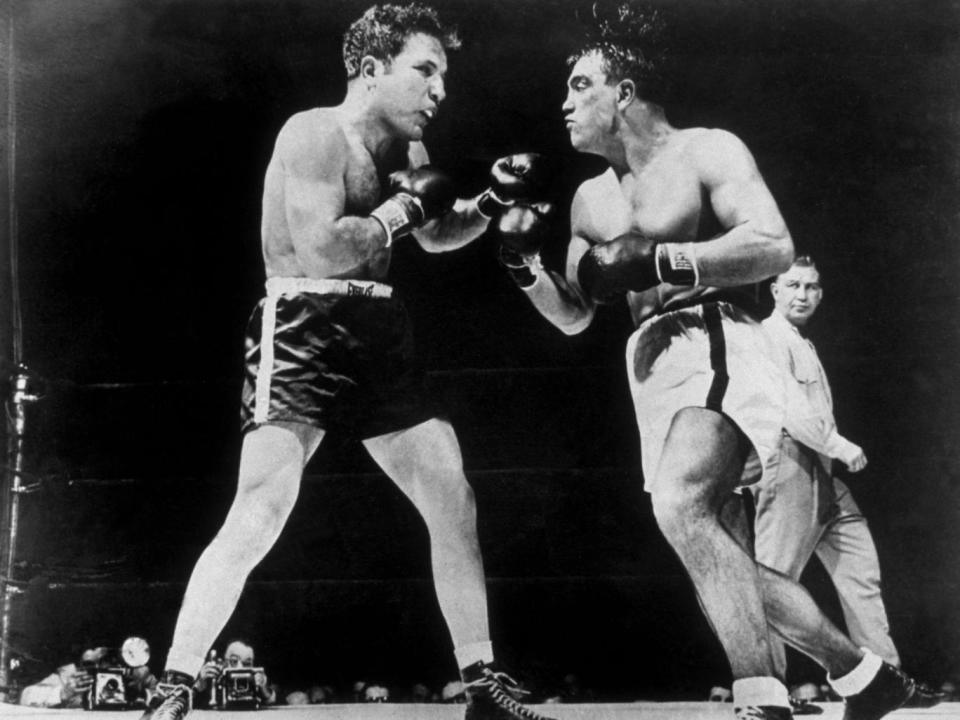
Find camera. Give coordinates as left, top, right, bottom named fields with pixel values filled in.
left=215, top=667, right=265, bottom=709
left=84, top=668, right=127, bottom=710
left=83, top=637, right=151, bottom=711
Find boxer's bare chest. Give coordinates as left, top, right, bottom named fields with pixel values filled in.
left=619, top=164, right=704, bottom=242
left=582, top=146, right=707, bottom=245
left=339, top=136, right=409, bottom=278
left=341, top=136, right=408, bottom=216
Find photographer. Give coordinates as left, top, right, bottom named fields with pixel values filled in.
left=19, top=645, right=156, bottom=709
left=193, top=640, right=275, bottom=708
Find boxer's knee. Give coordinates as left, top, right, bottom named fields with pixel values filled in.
left=650, top=473, right=714, bottom=543
left=217, top=465, right=300, bottom=558
left=375, top=418, right=476, bottom=529
left=652, top=458, right=736, bottom=542
left=419, top=463, right=476, bottom=531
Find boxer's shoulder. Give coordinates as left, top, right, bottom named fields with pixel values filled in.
left=276, top=109, right=349, bottom=162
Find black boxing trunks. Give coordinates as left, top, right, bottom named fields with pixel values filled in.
left=240, top=277, right=437, bottom=439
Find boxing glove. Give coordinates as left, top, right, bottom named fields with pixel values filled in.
left=496, top=203, right=554, bottom=288
left=371, top=166, right=458, bottom=246
left=477, top=153, right=551, bottom=218
left=577, top=232, right=700, bottom=301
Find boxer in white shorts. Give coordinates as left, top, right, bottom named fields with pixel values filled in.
left=493, top=5, right=920, bottom=718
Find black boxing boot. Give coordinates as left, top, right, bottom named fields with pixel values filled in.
left=140, top=670, right=193, bottom=720
left=462, top=661, right=557, bottom=720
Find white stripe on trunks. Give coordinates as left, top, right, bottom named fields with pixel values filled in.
left=253, top=293, right=278, bottom=424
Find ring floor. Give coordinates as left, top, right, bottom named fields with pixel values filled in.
left=4, top=703, right=959, bottom=720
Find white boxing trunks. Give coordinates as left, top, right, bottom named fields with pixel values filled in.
left=626, top=301, right=787, bottom=492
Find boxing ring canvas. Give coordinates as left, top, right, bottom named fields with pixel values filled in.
left=1, top=0, right=959, bottom=710
left=4, top=703, right=960, bottom=720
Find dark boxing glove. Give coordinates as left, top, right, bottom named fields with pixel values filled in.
left=577, top=232, right=700, bottom=302
left=496, top=202, right=554, bottom=288
left=477, top=153, right=551, bottom=218
left=371, top=166, right=457, bottom=246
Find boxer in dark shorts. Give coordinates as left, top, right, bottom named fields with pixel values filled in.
left=241, top=277, right=434, bottom=439
left=143, top=6, right=555, bottom=720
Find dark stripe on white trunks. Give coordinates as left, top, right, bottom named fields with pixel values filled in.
left=704, top=302, right=729, bottom=412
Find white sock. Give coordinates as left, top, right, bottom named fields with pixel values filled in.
left=163, top=650, right=207, bottom=681
left=455, top=641, right=494, bottom=670
left=732, top=677, right=790, bottom=708
left=828, top=649, right=883, bottom=697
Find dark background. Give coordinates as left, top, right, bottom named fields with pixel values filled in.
left=1, top=0, right=958, bottom=701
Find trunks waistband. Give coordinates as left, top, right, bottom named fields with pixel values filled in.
left=659, top=288, right=761, bottom=319
left=265, top=277, right=393, bottom=299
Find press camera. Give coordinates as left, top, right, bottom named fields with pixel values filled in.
left=214, top=666, right=266, bottom=709
left=83, top=637, right=151, bottom=710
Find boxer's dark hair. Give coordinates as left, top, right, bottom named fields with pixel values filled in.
left=343, top=4, right=461, bottom=79
left=568, top=2, right=670, bottom=105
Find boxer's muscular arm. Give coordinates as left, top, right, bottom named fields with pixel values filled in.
left=406, top=143, right=491, bottom=254
left=517, top=187, right=596, bottom=335
left=278, top=114, right=388, bottom=275
left=691, top=130, right=794, bottom=284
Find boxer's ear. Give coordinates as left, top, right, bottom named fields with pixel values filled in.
left=617, top=80, right=636, bottom=108
left=359, top=55, right=385, bottom=86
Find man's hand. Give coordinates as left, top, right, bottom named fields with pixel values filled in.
left=61, top=668, right=94, bottom=704
left=478, top=153, right=552, bottom=218
left=370, top=166, right=457, bottom=246
left=842, top=444, right=868, bottom=473
left=194, top=660, right=223, bottom=692
left=254, top=671, right=276, bottom=704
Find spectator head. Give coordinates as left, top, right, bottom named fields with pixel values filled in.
left=820, top=683, right=841, bottom=701
left=791, top=682, right=823, bottom=703
left=441, top=680, right=466, bottom=703
left=410, top=682, right=432, bottom=702
left=308, top=684, right=331, bottom=703
left=224, top=641, right=255, bottom=668
left=363, top=683, right=390, bottom=702
left=709, top=686, right=732, bottom=702
left=285, top=691, right=309, bottom=705
left=79, top=648, right=111, bottom=667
